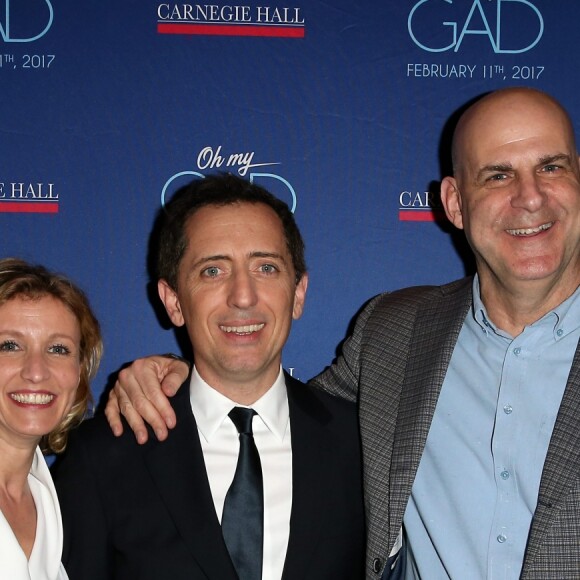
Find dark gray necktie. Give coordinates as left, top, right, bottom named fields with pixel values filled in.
left=222, top=407, right=264, bottom=580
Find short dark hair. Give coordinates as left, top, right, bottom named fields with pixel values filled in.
left=157, top=174, right=307, bottom=289
left=0, top=258, right=102, bottom=454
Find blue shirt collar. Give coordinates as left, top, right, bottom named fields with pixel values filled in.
left=471, top=274, right=580, bottom=340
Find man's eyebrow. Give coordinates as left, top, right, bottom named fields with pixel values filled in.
left=191, top=255, right=230, bottom=269
left=191, top=252, right=288, bottom=269
left=476, top=163, right=513, bottom=181
left=250, top=251, right=287, bottom=262
left=474, top=154, right=573, bottom=182
left=538, top=153, right=572, bottom=165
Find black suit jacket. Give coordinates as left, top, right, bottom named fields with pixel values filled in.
left=53, top=374, right=365, bottom=579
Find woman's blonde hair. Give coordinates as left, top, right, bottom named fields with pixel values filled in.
left=0, top=258, right=102, bottom=453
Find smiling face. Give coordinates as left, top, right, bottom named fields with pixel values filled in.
left=0, top=295, right=81, bottom=449
left=441, top=89, right=580, bottom=311
left=158, top=202, right=308, bottom=402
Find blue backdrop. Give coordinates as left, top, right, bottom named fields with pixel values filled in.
left=3, top=0, right=578, bottom=404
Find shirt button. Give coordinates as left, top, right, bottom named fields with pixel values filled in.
left=500, top=470, right=510, bottom=480
left=557, top=328, right=564, bottom=337
left=513, top=347, right=521, bottom=356
left=497, top=534, right=507, bottom=543
left=503, top=404, right=513, bottom=414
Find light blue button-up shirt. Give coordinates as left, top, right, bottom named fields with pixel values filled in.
left=403, top=276, right=580, bottom=579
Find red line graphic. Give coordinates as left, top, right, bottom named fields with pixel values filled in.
left=398, top=210, right=445, bottom=222
left=157, top=22, right=305, bottom=38
left=0, top=202, right=59, bottom=214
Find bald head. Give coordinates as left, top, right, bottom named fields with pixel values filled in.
left=440, top=87, right=580, bottom=332
left=451, top=88, right=578, bottom=176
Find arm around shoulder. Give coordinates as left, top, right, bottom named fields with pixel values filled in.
left=309, top=294, right=387, bottom=402
left=105, top=355, right=190, bottom=443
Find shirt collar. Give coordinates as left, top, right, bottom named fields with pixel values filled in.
left=553, top=283, right=580, bottom=335
left=471, top=274, right=580, bottom=340
left=189, top=366, right=289, bottom=443
left=471, top=275, right=503, bottom=336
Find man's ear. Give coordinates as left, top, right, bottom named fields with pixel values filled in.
left=158, top=279, right=185, bottom=327
left=440, top=176, right=465, bottom=230
left=292, top=273, right=308, bottom=320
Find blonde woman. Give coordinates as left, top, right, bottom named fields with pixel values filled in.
left=0, top=258, right=102, bottom=579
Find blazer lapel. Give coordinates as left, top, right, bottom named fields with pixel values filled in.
left=282, top=375, right=333, bottom=578
left=388, top=281, right=472, bottom=545
left=142, top=384, right=237, bottom=579
left=522, top=339, right=580, bottom=573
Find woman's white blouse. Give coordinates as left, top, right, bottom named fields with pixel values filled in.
left=0, top=447, right=68, bottom=580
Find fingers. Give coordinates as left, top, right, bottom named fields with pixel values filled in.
left=113, top=383, right=153, bottom=444
left=160, top=359, right=191, bottom=397
left=104, top=389, right=125, bottom=437
left=104, top=355, right=188, bottom=443
left=104, top=372, right=155, bottom=443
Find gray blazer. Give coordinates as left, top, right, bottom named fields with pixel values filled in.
left=312, top=277, right=580, bottom=579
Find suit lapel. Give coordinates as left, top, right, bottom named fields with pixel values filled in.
left=142, top=383, right=237, bottom=579
left=282, top=375, right=332, bottom=578
left=388, top=281, right=472, bottom=545
left=522, top=339, right=580, bottom=573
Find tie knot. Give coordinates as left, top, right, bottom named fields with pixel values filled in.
left=229, top=407, right=256, bottom=435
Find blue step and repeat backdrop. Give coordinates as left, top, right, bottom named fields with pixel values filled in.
left=3, top=0, right=578, bottom=404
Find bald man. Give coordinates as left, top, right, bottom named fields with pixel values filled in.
left=107, top=88, right=580, bottom=579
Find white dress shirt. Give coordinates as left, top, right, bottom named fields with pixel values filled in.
left=190, top=366, right=292, bottom=580
left=0, top=447, right=68, bottom=580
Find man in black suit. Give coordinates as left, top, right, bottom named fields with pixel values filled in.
left=106, top=88, right=580, bottom=579
left=52, top=174, right=365, bottom=579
